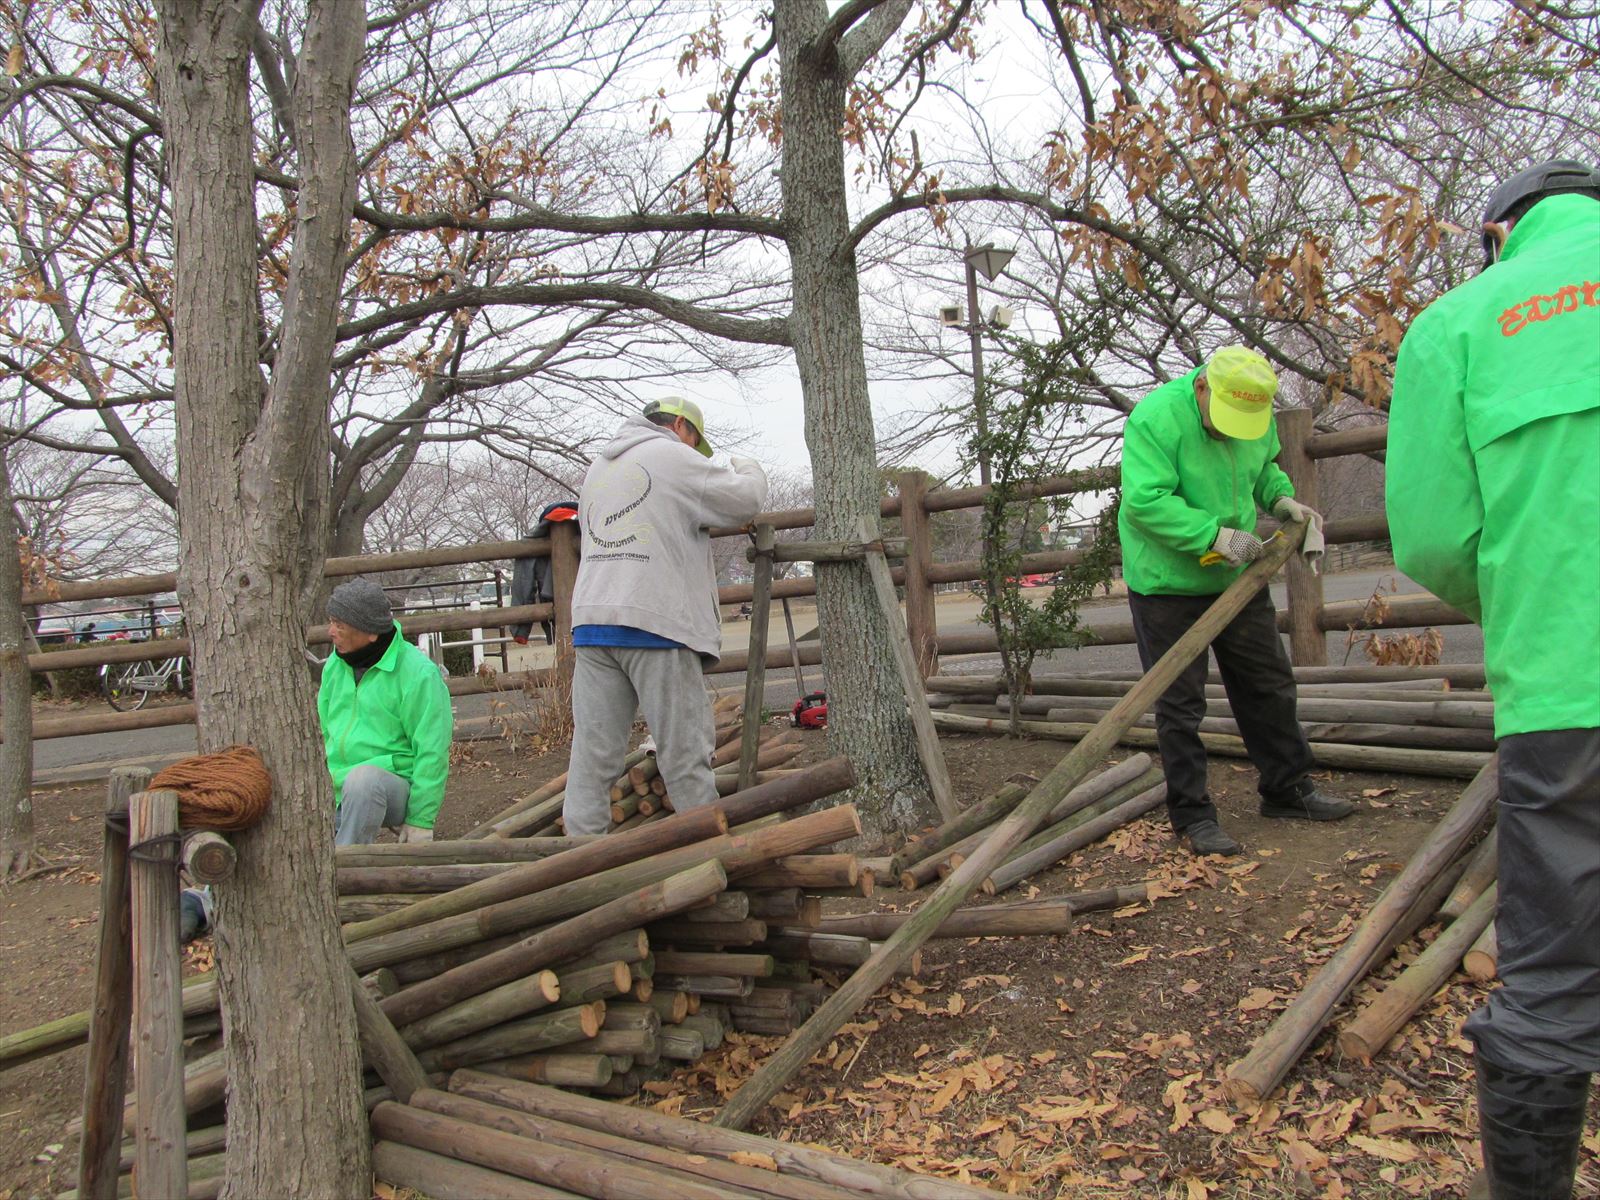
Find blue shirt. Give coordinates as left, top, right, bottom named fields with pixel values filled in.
left=572, top=624, right=685, bottom=650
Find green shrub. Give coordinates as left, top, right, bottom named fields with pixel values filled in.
left=441, top=641, right=476, bottom=678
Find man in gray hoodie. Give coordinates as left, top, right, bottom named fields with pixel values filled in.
left=564, top=397, right=768, bottom=835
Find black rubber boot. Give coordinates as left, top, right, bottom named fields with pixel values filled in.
left=1474, top=1055, right=1590, bottom=1199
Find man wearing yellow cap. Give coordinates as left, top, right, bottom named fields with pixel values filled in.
left=564, top=397, right=767, bottom=836
left=1118, top=346, right=1352, bottom=856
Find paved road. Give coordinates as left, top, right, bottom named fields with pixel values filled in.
left=33, top=565, right=1481, bottom=782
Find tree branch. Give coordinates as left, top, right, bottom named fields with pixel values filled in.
left=838, top=0, right=915, bottom=78
left=357, top=196, right=785, bottom=240
left=335, top=283, right=792, bottom=347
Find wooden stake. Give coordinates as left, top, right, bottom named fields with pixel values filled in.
left=1439, top=828, right=1498, bottom=921
left=1464, top=922, right=1497, bottom=981
left=1338, top=885, right=1497, bottom=1062
left=75, top=767, right=147, bottom=1200
left=780, top=598, right=808, bottom=696
left=446, top=1070, right=999, bottom=1200
left=1225, top=756, right=1498, bottom=1104
left=987, top=782, right=1167, bottom=895
left=477, top=1054, right=615, bottom=1089
left=128, top=789, right=185, bottom=1200
left=738, top=524, right=776, bottom=791
left=856, top=515, right=958, bottom=821
left=414, top=1002, right=604, bottom=1074
left=350, top=964, right=430, bottom=1104
left=931, top=711, right=1492, bottom=780
left=373, top=1139, right=572, bottom=1199
left=398, top=970, right=563, bottom=1051
left=372, top=1096, right=736, bottom=1200
left=420, top=1087, right=841, bottom=1198
left=715, top=524, right=1311, bottom=1130
left=342, top=803, right=727, bottom=944
left=380, top=861, right=728, bottom=1027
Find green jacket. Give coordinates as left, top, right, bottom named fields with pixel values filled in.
left=1118, top=366, right=1296, bottom=596
left=1387, top=193, right=1600, bottom=738
left=318, top=623, right=454, bottom=829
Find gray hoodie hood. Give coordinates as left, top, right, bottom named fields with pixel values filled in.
left=599, top=413, right=675, bottom=461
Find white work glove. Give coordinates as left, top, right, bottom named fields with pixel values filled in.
left=1300, top=520, right=1326, bottom=576
left=1272, top=496, right=1323, bottom=529
left=1210, top=527, right=1265, bottom=566
left=729, top=455, right=762, bottom=475
left=397, top=824, right=434, bottom=844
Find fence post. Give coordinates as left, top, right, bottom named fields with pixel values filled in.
left=1277, top=407, right=1326, bottom=666
left=895, top=470, right=939, bottom=679
left=550, top=520, right=581, bottom=689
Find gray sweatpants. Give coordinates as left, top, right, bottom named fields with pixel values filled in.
left=564, top=645, right=716, bottom=837
left=334, top=764, right=411, bottom=846
left=1465, top=727, right=1600, bottom=1075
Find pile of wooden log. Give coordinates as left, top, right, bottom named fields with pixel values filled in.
left=39, top=751, right=946, bottom=1197
left=1225, top=756, right=1501, bottom=1102
left=927, top=665, right=1495, bottom=779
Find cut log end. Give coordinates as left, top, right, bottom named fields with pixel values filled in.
left=1335, top=1031, right=1377, bottom=1062
left=1223, top=1075, right=1262, bottom=1107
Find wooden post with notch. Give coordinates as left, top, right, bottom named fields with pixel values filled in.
left=550, top=519, right=581, bottom=691
left=1277, top=407, right=1326, bottom=666
left=128, top=788, right=186, bottom=1200
left=74, top=766, right=149, bottom=1200
left=737, top=524, right=776, bottom=791
left=854, top=515, right=957, bottom=821
left=895, top=470, right=939, bottom=679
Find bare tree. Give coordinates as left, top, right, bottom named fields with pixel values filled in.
left=152, top=1, right=369, bottom=1194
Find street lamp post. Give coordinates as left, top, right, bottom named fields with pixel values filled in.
left=961, top=242, right=1015, bottom=488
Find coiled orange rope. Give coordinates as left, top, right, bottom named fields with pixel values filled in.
left=150, top=745, right=273, bottom=831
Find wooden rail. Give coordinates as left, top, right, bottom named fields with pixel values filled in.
left=28, top=415, right=1410, bottom=739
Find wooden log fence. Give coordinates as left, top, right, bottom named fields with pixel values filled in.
left=27, top=417, right=1446, bottom=742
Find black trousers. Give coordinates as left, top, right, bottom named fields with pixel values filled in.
left=1128, top=588, right=1314, bottom=832
left=1466, top=727, right=1600, bottom=1076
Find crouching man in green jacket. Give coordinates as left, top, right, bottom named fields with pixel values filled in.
left=1118, top=346, right=1353, bottom=857
left=1388, top=161, right=1600, bottom=1200
left=319, top=579, right=453, bottom=846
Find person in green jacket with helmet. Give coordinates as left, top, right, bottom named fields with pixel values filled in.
left=1388, top=160, right=1600, bottom=1200
left=1119, top=346, right=1353, bottom=857
left=318, top=578, right=454, bottom=846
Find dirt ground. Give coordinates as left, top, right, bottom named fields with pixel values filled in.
left=2, top=730, right=1595, bottom=1199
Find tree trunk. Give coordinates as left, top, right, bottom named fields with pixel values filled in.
left=0, top=449, right=37, bottom=879
left=775, top=0, right=931, bottom=845
left=152, top=2, right=369, bottom=1196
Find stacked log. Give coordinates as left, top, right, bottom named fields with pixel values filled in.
left=927, top=670, right=1497, bottom=775
left=39, top=754, right=889, bottom=1193
left=372, top=1070, right=1002, bottom=1198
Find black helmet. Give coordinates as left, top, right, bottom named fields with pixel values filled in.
left=1481, top=159, right=1600, bottom=267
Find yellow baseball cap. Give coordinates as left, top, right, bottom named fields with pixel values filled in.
left=1203, top=347, right=1278, bottom=440
left=643, top=396, right=713, bottom=457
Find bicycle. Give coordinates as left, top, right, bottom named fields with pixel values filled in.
left=100, top=651, right=188, bottom=712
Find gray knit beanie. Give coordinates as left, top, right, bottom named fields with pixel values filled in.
left=328, top=579, right=393, bottom=634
